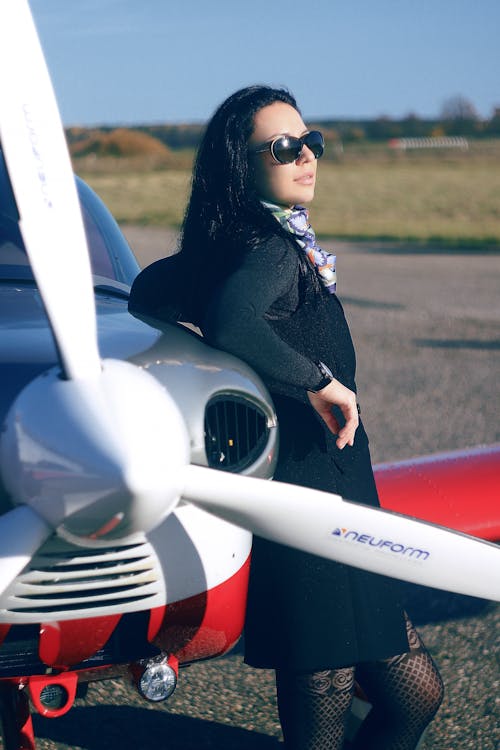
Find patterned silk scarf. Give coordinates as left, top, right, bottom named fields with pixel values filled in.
left=263, top=202, right=337, bottom=293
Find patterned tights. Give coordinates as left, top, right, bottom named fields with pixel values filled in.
left=275, top=616, right=444, bottom=750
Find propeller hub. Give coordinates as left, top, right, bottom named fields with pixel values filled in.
left=0, top=359, right=190, bottom=542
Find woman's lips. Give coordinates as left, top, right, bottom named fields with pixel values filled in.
left=295, top=173, right=315, bottom=185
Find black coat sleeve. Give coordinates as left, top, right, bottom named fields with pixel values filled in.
left=202, top=237, right=325, bottom=391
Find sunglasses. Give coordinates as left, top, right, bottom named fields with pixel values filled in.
left=252, top=130, right=325, bottom=165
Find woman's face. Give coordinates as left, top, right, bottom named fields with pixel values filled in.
left=248, top=102, right=318, bottom=208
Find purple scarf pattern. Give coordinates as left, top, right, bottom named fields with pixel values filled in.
left=264, top=202, right=337, bottom=293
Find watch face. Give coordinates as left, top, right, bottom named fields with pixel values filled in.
left=318, top=361, right=334, bottom=380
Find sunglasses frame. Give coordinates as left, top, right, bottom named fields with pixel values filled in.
left=252, top=130, right=324, bottom=165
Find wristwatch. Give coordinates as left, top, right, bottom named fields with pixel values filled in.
left=308, top=360, right=334, bottom=392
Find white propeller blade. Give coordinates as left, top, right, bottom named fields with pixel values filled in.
left=0, top=507, right=51, bottom=592
left=0, top=0, right=101, bottom=380
left=183, top=465, right=500, bottom=602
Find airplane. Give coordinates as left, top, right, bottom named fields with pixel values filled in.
left=0, top=3, right=498, bottom=749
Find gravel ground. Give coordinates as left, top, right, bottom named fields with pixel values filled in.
left=11, top=229, right=500, bottom=750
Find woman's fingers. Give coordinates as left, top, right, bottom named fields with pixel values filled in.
left=317, top=405, right=341, bottom=436
left=336, top=396, right=359, bottom=449
left=307, top=378, right=359, bottom=449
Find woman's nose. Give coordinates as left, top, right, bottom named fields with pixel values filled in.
left=296, top=143, right=315, bottom=163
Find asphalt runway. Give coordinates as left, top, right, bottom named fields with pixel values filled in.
left=24, top=230, right=500, bottom=749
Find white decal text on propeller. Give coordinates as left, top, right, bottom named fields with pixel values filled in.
left=22, top=102, right=53, bottom=208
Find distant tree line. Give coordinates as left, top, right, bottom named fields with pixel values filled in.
left=66, top=96, right=500, bottom=156
left=322, top=96, right=500, bottom=142
left=140, top=97, right=500, bottom=148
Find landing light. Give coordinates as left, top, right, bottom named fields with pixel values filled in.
left=136, top=654, right=177, bottom=702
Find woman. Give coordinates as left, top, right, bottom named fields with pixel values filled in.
left=177, top=86, right=443, bottom=749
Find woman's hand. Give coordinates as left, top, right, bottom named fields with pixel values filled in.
left=307, top=378, right=359, bottom=449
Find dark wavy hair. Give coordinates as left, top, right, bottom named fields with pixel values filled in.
left=178, top=85, right=302, bottom=322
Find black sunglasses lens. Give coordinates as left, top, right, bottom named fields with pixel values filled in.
left=271, top=136, right=302, bottom=164
left=305, top=131, right=324, bottom=159
left=271, top=132, right=324, bottom=163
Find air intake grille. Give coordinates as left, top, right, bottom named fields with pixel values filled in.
left=205, top=396, right=270, bottom=471
left=0, top=538, right=165, bottom=624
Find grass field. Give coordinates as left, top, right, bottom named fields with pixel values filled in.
left=76, top=140, right=500, bottom=246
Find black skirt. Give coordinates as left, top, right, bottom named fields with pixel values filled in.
left=244, top=396, right=409, bottom=671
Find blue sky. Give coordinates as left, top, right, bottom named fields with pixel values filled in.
left=30, top=0, right=499, bottom=127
